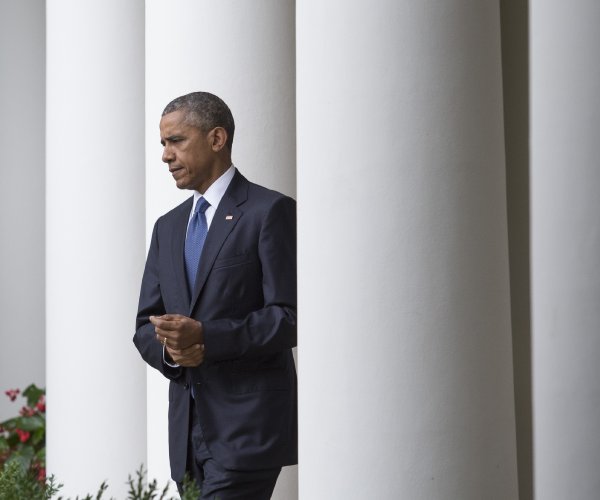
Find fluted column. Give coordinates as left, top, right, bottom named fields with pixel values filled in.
left=0, top=1, right=45, bottom=420
left=145, top=2, right=296, bottom=497
left=297, top=2, right=518, bottom=498
left=46, top=1, right=146, bottom=496
left=531, top=2, right=600, bottom=498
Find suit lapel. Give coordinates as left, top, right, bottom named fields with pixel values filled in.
left=173, top=198, right=193, bottom=307
left=188, top=172, right=249, bottom=313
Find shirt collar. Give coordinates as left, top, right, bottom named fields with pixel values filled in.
left=191, top=165, right=236, bottom=213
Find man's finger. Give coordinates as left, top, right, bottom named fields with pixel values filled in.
left=154, top=326, right=180, bottom=339
left=167, top=345, right=204, bottom=367
left=156, top=333, right=178, bottom=347
left=167, top=344, right=204, bottom=356
left=150, top=316, right=181, bottom=331
left=181, top=343, right=203, bottom=355
left=158, top=313, right=185, bottom=321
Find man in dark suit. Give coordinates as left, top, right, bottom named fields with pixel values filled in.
left=134, top=92, right=297, bottom=499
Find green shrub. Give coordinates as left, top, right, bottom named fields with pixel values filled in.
left=0, top=460, right=60, bottom=500
left=0, top=384, right=46, bottom=481
left=1, top=386, right=201, bottom=499
left=0, top=463, right=200, bottom=500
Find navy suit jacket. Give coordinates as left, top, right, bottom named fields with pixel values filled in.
left=134, top=171, right=297, bottom=481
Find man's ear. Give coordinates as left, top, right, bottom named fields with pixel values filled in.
left=209, top=127, right=228, bottom=152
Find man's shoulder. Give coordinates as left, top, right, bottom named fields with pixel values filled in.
left=247, top=181, right=293, bottom=203
left=238, top=173, right=295, bottom=208
left=241, top=183, right=295, bottom=225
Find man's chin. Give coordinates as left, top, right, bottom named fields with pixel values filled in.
left=175, top=179, right=193, bottom=190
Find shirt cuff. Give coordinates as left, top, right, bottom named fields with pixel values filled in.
left=163, top=345, right=180, bottom=368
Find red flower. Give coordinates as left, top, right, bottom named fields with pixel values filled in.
left=37, top=467, right=46, bottom=482
left=15, top=428, right=30, bottom=443
left=4, top=389, right=20, bottom=402
left=35, top=395, right=46, bottom=413
left=20, top=406, right=36, bottom=417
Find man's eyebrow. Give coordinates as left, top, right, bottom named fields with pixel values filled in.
left=161, top=134, right=184, bottom=145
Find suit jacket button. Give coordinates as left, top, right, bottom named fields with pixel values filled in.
left=184, top=383, right=190, bottom=390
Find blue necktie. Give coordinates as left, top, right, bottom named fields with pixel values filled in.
left=185, top=197, right=210, bottom=294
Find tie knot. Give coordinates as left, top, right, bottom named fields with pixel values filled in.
left=195, top=197, right=210, bottom=215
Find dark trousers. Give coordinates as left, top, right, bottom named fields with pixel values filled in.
left=177, top=402, right=281, bottom=500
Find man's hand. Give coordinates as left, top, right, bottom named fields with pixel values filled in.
left=166, top=343, right=205, bottom=367
left=150, top=314, right=204, bottom=350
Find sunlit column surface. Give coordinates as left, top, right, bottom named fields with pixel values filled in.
left=530, top=1, right=600, bottom=498
left=46, top=1, right=146, bottom=496
left=297, top=2, right=518, bottom=498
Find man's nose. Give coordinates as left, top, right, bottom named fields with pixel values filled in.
left=162, top=146, right=173, bottom=163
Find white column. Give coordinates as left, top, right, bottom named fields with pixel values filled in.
left=145, top=1, right=297, bottom=497
left=531, top=2, right=600, bottom=498
left=0, top=1, right=45, bottom=421
left=297, top=2, right=518, bottom=498
left=46, top=1, right=146, bottom=497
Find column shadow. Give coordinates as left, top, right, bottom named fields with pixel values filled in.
left=500, top=1, right=532, bottom=499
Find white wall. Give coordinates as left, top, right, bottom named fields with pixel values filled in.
left=0, top=0, right=46, bottom=421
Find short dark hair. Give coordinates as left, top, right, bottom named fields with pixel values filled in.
left=162, top=92, right=235, bottom=151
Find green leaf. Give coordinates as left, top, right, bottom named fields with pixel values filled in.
left=22, top=385, right=45, bottom=408
left=0, top=417, right=19, bottom=430
left=5, top=446, right=34, bottom=472
left=180, top=472, right=201, bottom=500
left=44, top=475, right=64, bottom=499
left=16, top=415, right=44, bottom=432
left=0, top=437, right=8, bottom=454
left=5, top=433, right=19, bottom=448
left=94, top=481, right=108, bottom=499
left=31, top=427, right=45, bottom=447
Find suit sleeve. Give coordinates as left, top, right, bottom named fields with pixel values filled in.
left=133, top=219, right=184, bottom=381
left=201, top=195, right=297, bottom=361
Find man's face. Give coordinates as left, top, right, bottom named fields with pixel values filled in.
left=159, top=110, right=216, bottom=192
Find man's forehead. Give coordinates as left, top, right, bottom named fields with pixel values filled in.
left=160, top=109, right=185, bottom=126
left=160, top=110, right=188, bottom=135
